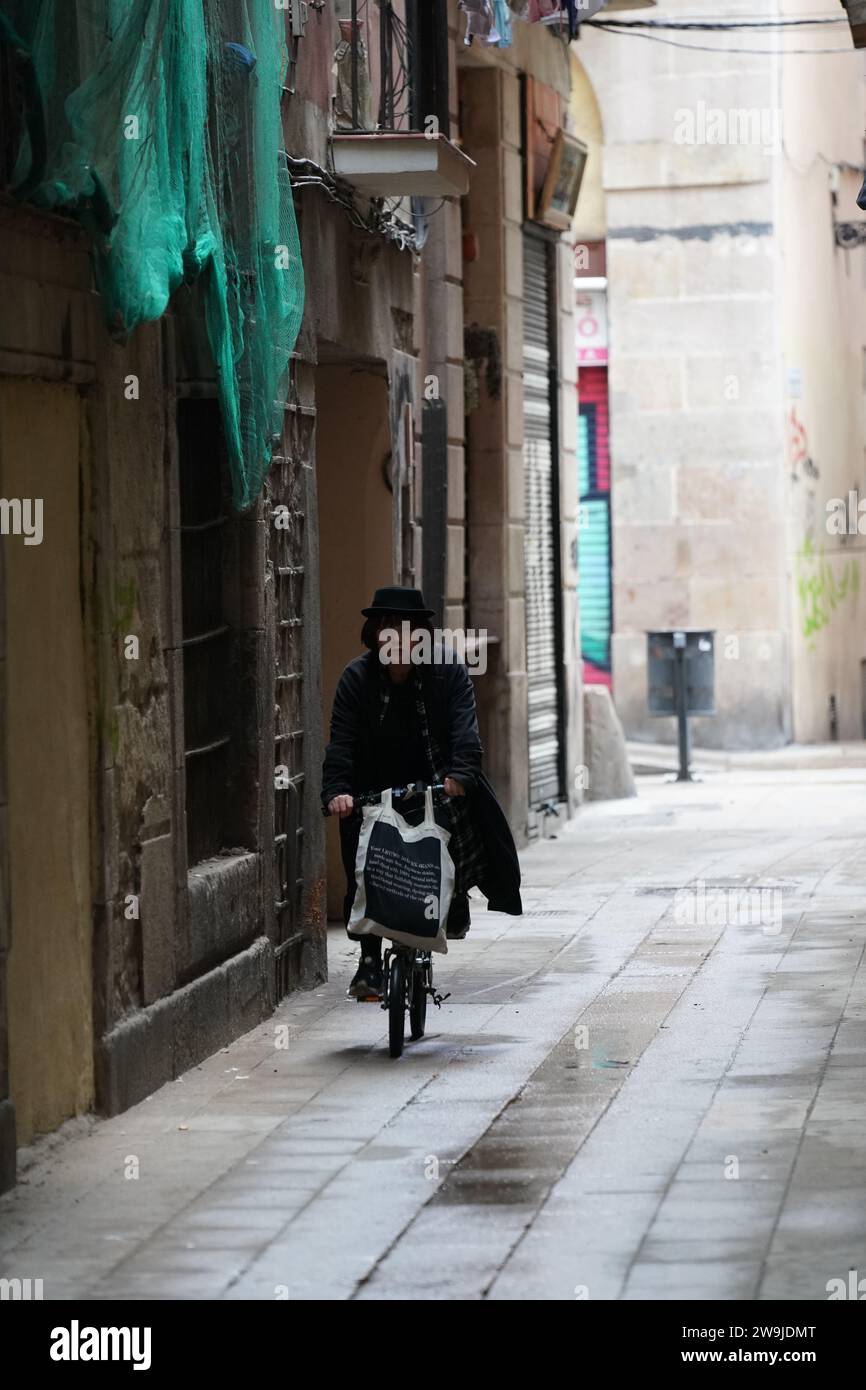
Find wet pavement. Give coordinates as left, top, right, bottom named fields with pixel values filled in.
left=2, top=765, right=865, bottom=1301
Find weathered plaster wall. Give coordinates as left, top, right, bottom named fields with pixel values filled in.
left=316, top=362, right=393, bottom=917
left=428, top=0, right=467, bottom=631
left=461, top=62, right=530, bottom=836
left=460, top=21, right=581, bottom=837
left=0, top=201, right=297, bottom=1146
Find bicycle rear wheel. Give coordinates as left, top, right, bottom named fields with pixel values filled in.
left=409, top=957, right=427, bottom=1040
left=388, top=951, right=406, bottom=1058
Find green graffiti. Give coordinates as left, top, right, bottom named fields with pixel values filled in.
left=112, top=579, right=138, bottom=633
left=93, top=697, right=120, bottom=763
left=94, top=578, right=138, bottom=637
left=108, top=708, right=120, bottom=761
left=796, top=535, right=861, bottom=644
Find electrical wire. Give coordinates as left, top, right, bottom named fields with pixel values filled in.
left=584, top=21, right=858, bottom=56
left=587, top=16, right=848, bottom=30
left=286, top=155, right=420, bottom=253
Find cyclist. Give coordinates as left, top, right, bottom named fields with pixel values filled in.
left=322, top=585, right=522, bottom=999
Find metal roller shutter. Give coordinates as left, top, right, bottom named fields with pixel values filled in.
left=522, top=232, right=563, bottom=807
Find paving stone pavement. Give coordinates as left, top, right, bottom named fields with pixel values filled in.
left=2, top=767, right=865, bottom=1301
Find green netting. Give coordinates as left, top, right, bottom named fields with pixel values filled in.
left=1, top=0, right=305, bottom=509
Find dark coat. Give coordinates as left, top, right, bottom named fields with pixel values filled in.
left=322, top=651, right=522, bottom=916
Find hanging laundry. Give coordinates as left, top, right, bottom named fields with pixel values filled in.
left=459, top=0, right=494, bottom=46
left=526, top=0, right=560, bottom=20
left=505, top=0, right=578, bottom=39
left=490, top=0, right=514, bottom=47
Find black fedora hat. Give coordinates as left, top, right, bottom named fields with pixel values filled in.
left=361, top=585, right=434, bottom=619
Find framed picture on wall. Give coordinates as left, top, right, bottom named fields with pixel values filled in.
left=537, top=130, right=588, bottom=231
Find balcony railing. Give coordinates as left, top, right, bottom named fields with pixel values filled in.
left=331, top=0, right=474, bottom=198
left=335, top=0, right=441, bottom=134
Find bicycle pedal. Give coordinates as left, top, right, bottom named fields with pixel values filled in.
left=431, top=991, right=451, bottom=1008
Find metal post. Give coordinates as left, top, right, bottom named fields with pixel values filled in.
left=379, top=1, right=391, bottom=130
left=673, top=636, right=691, bottom=782
left=351, top=0, right=359, bottom=130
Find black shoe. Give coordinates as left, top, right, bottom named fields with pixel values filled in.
left=348, top=952, right=383, bottom=1000
left=446, top=893, right=471, bottom=940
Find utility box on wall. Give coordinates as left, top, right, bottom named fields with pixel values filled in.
left=647, top=630, right=716, bottom=717
left=647, top=629, right=716, bottom=782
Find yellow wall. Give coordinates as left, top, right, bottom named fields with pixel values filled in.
left=0, top=379, right=93, bottom=1142
left=570, top=51, right=606, bottom=244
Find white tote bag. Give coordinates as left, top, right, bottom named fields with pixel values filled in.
left=348, top=788, right=455, bottom=953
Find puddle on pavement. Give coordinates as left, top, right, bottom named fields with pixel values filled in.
left=434, top=1133, right=573, bottom=1206
left=434, top=1172, right=553, bottom=1206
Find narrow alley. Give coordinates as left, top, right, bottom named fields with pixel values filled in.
left=3, top=758, right=864, bottom=1303
left=3, top=0, right=866, bottom=1345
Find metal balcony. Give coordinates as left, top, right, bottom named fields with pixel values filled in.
left=330, top=0, right=474, bottom=198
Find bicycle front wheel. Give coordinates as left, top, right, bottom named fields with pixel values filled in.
left=388, top=952, right=406, bottom=1058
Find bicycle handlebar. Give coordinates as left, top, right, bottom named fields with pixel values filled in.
left=322, top=781, right=448, bottom=816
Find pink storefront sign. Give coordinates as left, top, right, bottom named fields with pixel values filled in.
left=575, top=287, right=608, bottom=365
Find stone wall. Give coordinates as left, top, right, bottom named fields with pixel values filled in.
left=575, top=23, right=791, bottom=749
left=575, top=8, right=866, bottom=749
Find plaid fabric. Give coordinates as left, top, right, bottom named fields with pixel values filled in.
left=378, top=671, right=488, bottom=897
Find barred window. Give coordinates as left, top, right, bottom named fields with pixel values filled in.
left=178, top=399, right=253, bottom=866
